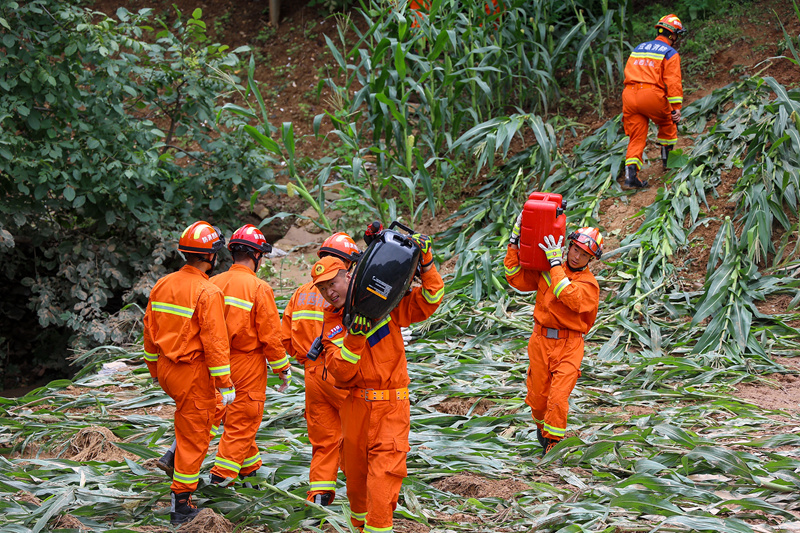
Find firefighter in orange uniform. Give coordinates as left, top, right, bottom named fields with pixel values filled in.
left=208, top=224, right=292, bottom=487
left=504, top=223, right=602, bottom=457
left=280, top=232, right=361, bottom=506
left=143, top=221, right=234, bottom=525
left=312, top=232, right=443, bottom=533
left=622, top=14, right=687, bottom=188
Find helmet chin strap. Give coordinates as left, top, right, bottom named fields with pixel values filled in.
left=248, top=251, right=263, bottom=273
left=200, top=253, right=217, bottom=273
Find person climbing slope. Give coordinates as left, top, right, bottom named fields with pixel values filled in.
left=622, top=14, right=687, bottom=188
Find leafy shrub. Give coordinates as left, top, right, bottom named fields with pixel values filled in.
left=0, top=0, right=278, bottom=373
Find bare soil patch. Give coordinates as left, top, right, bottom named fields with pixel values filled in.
left=734, top=358, right=800, bottom=415
left=434, top=397, right=495, bottom=416
left=433, top=472, right=530, bottom=499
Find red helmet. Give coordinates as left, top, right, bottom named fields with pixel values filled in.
left=228, top=224, right=272, bottom=254
left=318, top=232, right=360, bottom=262
left=655, top=14, right=686, bottom=37
left=568, top=227, right=604, bottom=259
left=178, top=221, right=225, bottom=254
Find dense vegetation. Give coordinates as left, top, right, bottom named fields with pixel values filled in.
left=0, top=0, right=799, bottom=531
left=0, top=0, right=281, bottom=381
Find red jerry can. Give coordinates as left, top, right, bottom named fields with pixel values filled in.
left=518, top=192, right=567, bottom=271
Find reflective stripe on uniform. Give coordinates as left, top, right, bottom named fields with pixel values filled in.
left=656, top=136, right=678, bottom=145
left=342, top=346, right=361, bottom=364
left=269, top=354, right=290, bottom=369
left=367, top=316, right=391, bottom=337
left=332, top=337, right=344, bottom=347
left=143, top=349, right=158, bottom=362
left=544, top=422, right=566, bottom=438
left=173, top=469, right=200, bottom=484
left=243, top=453, right=261, bottom=468
left=423, top=286, right=444, bottom=304
left=553, top=277, right=571, bottom=298
left=505, top=264, right=521, bottom=277
left=214, top=456, right=242, bottom=474
left=629, top=51, right=666, bottom=61
left=667, top=96, right=683, bottom=104
left=209, top=365, right=231, bottom=377
left=351, top=510, right=367, bottom=521
left=292, top=310, right=324, bottom=321
left=210, top=424, right=220, bottom=437
left=625, top=157, right=643, bottom=169
left=151, top=301, right=194, bottom=318
left=310, top=480, right=337, bottom=491
left=224, top=295, right=253, bottom=311
left=542, top=272, right=552, bottom=287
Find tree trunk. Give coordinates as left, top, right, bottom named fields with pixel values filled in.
left=270, top=0, right=280, bottom=28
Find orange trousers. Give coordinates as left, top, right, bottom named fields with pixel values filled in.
left=525, top=331, right=585, bottom=441
left=210, top=352, right=268, bottom=479
left=305, top=364, right=349, bottom=499
left=340, top=394, right=410, bottom=531
left=157, top=357, right=215, bottom=493
left=622, top=84, right=677, bottom=169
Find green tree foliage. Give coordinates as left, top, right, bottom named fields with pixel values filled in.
left=0, top=0, right=275, bottom=364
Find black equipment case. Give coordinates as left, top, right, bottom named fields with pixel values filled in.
left=343, top=221, right=421, bottom=331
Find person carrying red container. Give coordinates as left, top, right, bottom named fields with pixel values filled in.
left=280, top=232, right=361, bottom=506
left=143, top=221, right=234, bottom=525
left=504, top=220, right=602, bottom=457
left=622, top=14, right=687, bottom=189
left=312, top=231, right=444, bottom=533
left=207, top=224, right=292, bottom=487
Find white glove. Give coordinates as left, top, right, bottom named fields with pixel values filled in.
left=509, top=212, right=523, bottom=247
left=277, top=368, right=292, bottom=392
left=538, top=235, right=564, bottom=267
left=401, top=327, right=413, bottom=346
left=219, top=387, right=236, bottom=406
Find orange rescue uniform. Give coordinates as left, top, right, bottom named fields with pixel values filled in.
left=622, top=35, right=683, bottom=169
left=143, top=264, right=233, bottom=493
left=322, top=267, right=444, bottom=533
left=209, top=264, right=289, bottom=479
left=504, top=247, right=599, bottom=442
left=281, top=281, right=350, bottom=500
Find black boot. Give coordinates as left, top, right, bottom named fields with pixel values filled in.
left=536, top=427, right=547, bottom=449
left=239, top=471, right=260, bottom=490
left=660, top=145, right=673, bottom=170
left=156, top=450, right=174, bottom=479
left=170, top=491, right=201, bottom=525
left=624, top=165, right=648, bottom=188
left=209, top=473, right=227, bottom=486
left=541, top=438, right=559, bottom=458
